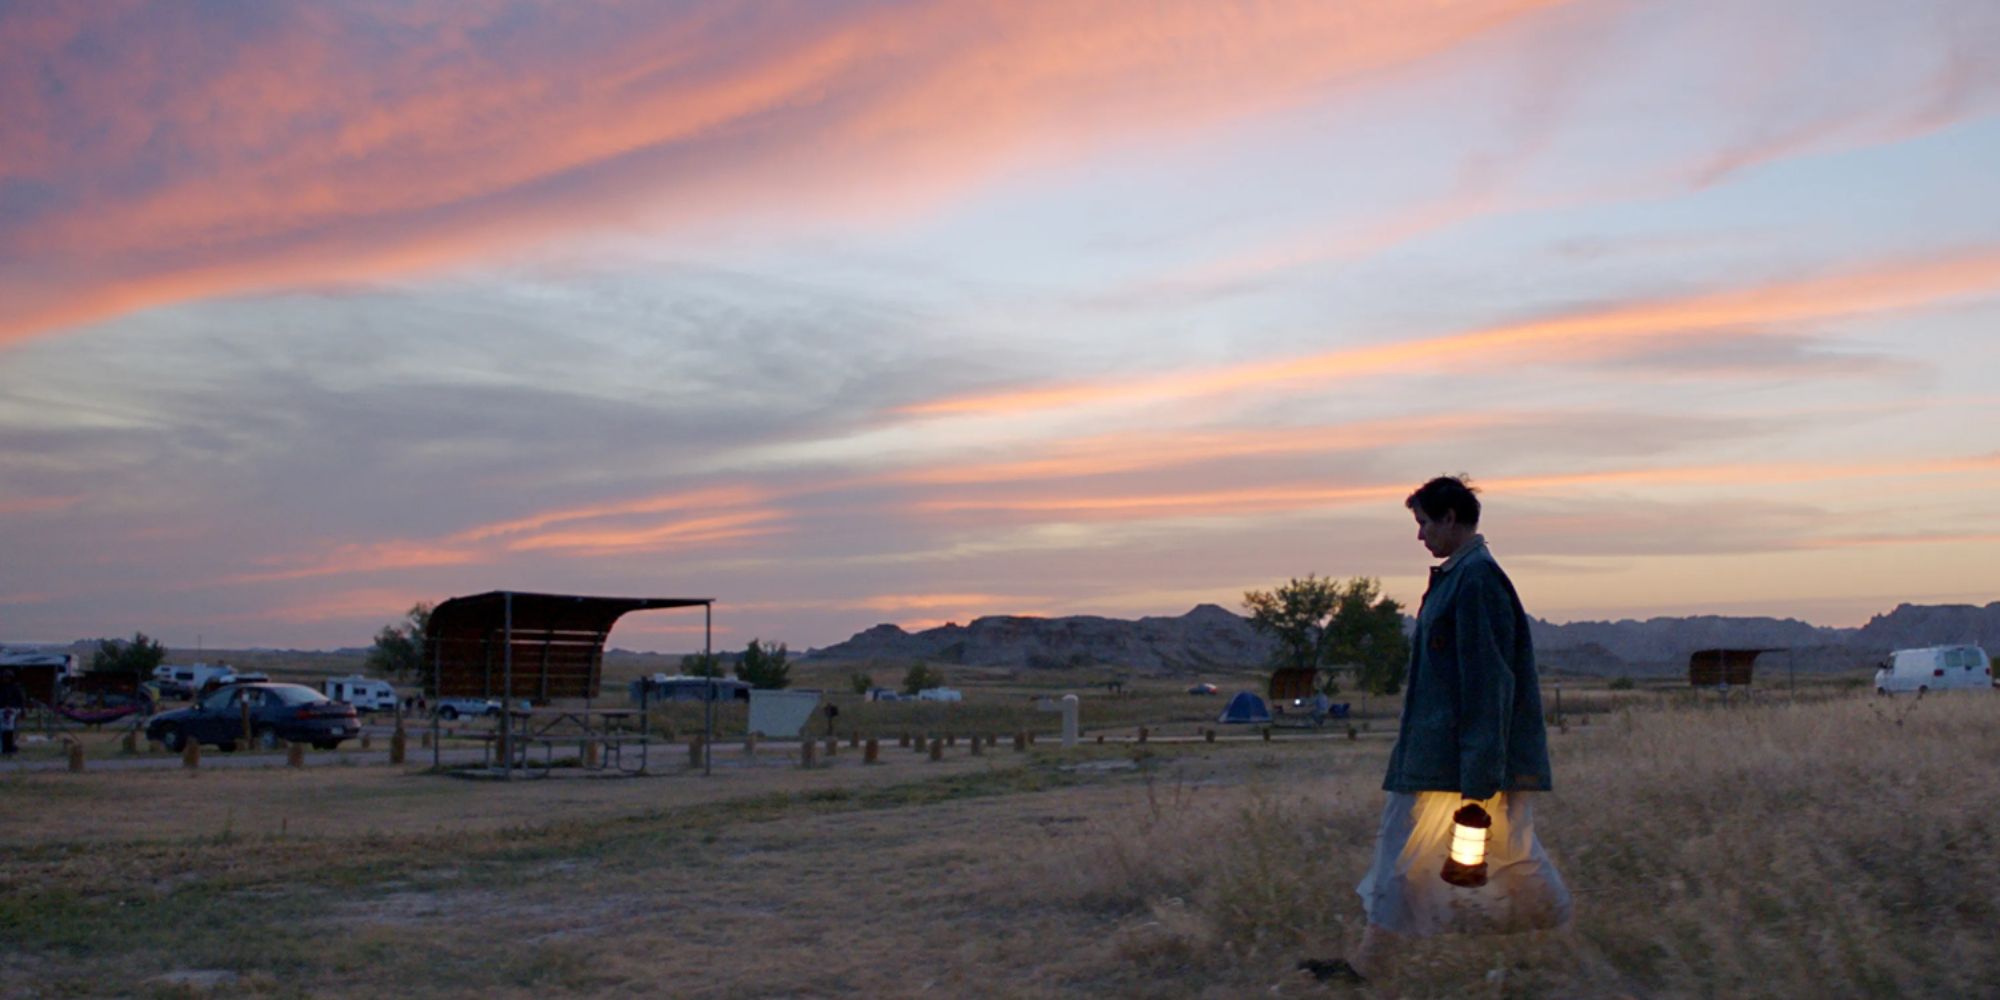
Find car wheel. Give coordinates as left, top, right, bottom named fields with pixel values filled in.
left=438, top=706, right=459, bottom=721
left=312, top=740, right=339, bottom=751
left=158, top=726, right=185, bottom=752
left=255, top=727, right=284, bottom=751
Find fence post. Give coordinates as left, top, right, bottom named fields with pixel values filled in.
left=899, top=731, right=910, bottom=748
left=288, top=742, right=304, bottom=768
left=688, top=735, right=705, bottom=769
left=1013, top=731, right=1027, bottom=752
left=390, top=724, right=407, bottom=765
left=864, top=738, right=880, bottom=764
left=1138, top=726, right=1148, bottom=744
left=929, top=737, right=943, bottom=761
left=182, top=740, right=200, bottom=771
left=970, top=732, right=984, bottom=756
left=1262, top=726, right=1272, bottom=742
left=1205, top=728, right=1215, bottom=743
left=67, top=741, right=84, bottom=773
left=825, top=735, right=838, bottom=758
left=802, top=739, right=818, bottom=768
left=744, top=732, right=758, bottom=758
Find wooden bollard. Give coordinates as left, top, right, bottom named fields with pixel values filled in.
left=182, top=740, right=200, bottom=771
left=899, top=732, right=911, bottom=748
left=1138, top=726, right=1149, bottom=744
left=987, top=733, right=997, bottom=748
left=946, top=733, right=956, bottom=748
left=390, top=725, right=407, bottom=765
left=1347, top=726, right=1358, bottom=741
left=67, top=741, right=84, bottom=773
left=913, top=734, right=927, bottom=754
left=864, top=738, right=880, bottom=764
left=361, top=732, right=372, bottom=751
left=1262, top=726, right=1272, bottom=741
left=288, top=742, right=304, bottom=768
left=825, top=735, right=838, bottom=757
left=121, top=730, right=138, bottom=755
left=583, top=740, right=599, bottom=768
left=928, top=737, right=943, bottom=761
left=745, top=732, right=758, bottom=758
left=688, top=736, right=705, bottom=769
left=849, top=732, right=860, bottom=748
left=1096, top=734, right=1105, bottom=744
left=1205, top=728, right=1215, bottom=743
left=1027, top=731, right=1036, bottom=746
left=1013, top=732, right=1027, bottom=752
left=802, top=739, right=818, bottom=768
left=970, top=732, right=983, bottom=756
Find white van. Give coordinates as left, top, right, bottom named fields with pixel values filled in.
left=1875, top=645, right=1992, bottom=695
left=323, top=675, right=399, bottom=713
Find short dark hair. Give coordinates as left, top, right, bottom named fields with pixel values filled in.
left=1405, top=475, right=1480, bottom=526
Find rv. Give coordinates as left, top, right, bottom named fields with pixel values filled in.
left=323, top=675, right=398, bottom=713
left=1875, top=645, right=1992, bottom=695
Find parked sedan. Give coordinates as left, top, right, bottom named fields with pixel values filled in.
left=146, top=682, right=359, bottom=752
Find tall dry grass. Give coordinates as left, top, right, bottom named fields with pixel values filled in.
left=1038, top=692, right=2000, bottom=997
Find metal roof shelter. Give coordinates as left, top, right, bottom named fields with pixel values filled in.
left=425, top=591, right=713, bottom=776
left=1687, top=648, right=1783, bottom=687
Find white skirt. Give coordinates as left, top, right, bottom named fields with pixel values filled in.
left=1355, top=791, right=1572, bottom=937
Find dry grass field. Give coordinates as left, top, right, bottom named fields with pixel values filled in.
left=4, top=681, right=1996, bottom=998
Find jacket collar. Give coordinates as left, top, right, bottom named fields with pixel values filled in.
left=1436, top=533, right=1488, bottom=574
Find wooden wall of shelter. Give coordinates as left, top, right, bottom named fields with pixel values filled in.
left=1268, top=666, right=1318, bottom=701
left=425, top=591, right=711, bottom=704
left=1687, top=648, right=1771, bottom=687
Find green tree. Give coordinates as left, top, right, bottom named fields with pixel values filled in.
left=1243, top=576, right=1409, bottom=695
left=1242, top=575, right=1342, bottom=675
left=681, top=651, right=724, bottom=677
left=364, top=603, right=432, bottom=680
left=901, top=661, right=943, bottom=695
left=89, top=631, right=167, bottom=678
left=849, top=671, right=874, bottom=695
left=734, top=639, right=792, bottom=689
left=1322, top=577, right=1409, bottom=696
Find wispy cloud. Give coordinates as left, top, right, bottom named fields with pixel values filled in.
left=904, top=249, right=2000, bottom=418
left=0, top=0, right=1568, bottom=342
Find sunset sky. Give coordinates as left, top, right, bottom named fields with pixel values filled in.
left=3, top=0, right=1997, bottom=653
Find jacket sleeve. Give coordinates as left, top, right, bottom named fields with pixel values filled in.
left=1453, top=566, right=1517, bottom=801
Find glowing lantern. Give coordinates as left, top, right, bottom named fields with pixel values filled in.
left=1440, top=802, right=1492, bottom=887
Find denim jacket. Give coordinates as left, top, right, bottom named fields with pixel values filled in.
left=1382, top=538, right=1552, bottom=800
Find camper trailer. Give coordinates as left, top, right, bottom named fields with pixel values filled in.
left=323, top=675, right=398, bottom=713
left=1875, top=645, right=1992, bottom=695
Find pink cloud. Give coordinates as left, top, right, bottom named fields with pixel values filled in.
left=0, top=1, right=1571, bottom=343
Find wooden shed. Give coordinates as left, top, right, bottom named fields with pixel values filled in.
left=1687, top=648, right=1778, bottom=687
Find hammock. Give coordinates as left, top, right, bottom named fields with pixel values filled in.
left=55, top=702, right=146, bottom=725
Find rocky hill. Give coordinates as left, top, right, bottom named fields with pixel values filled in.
left=809, top=601, right=2000, bottom=677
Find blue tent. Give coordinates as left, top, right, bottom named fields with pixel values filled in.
left=1216, top=690, right=1273, bottom=724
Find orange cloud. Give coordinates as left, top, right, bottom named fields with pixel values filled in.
left=895, top=415, right=1487, bottom=485
left=906, top=249, right=2000, bottom=417
left=503, top=510, right=787, bottom=554
left=224, top=542, right=483, bottom=584
left=914, top=453, right=2000, bottom=519
left=0, top=1, right=1570, bottom=343
left=454, top=486, right=773, bottom=543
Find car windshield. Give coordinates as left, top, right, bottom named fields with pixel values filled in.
left=264, top=684, right=329, bottom=706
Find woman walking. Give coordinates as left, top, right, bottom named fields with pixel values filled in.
left=1308, top=475, right=1570, bottom=985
